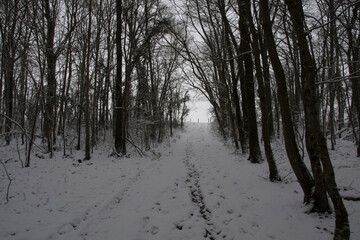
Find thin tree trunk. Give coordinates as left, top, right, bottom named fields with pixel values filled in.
left=218, top=0, right=246, bottom=153
left=328, top=0, right=337, bottom=150
left=4, top=49, right=15, bottom=146
left=84, top=0, right=92, bottom=160
left=259, top=34, right=275, bottom=139
left=114, top=0, right=124, bottom=154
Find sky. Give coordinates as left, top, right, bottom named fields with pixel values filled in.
left=187, top=100, right=212, bottom=123
left=185, top=89, right=212, bottom=123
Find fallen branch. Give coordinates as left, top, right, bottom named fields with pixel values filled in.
left=0, top=160, right=13, bottom=202
left=343, top=196, right=360, bottom=201
left=126, top=137, right=146, bottom=157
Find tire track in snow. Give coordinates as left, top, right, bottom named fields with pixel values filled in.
left=183, top=141, right=222, bottom=240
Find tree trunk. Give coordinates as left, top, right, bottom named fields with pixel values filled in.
left=1, top=0, right=23, bottom=145
left=284, top=0, right=350, bottom=238
left=114, top=0, right=124, bottom=154
left=84, top=0, right=92, bottom=160
left=4, top=48, right=15, bottom=146
left=92, top=0, right=103, bottom=151
left=259, top=34, right=275, bottom=139
left=43, top=0, right=57, bottom=157
left=238, top=0, right=262, bottom=163
left=260, top=0, right=314, bottom=203
left=218, top=0, right=246, bottom=153
left=245, top=0, right=280, bottom=180
left=344, top=4, right=360, bottom=156
left=328, top=0, right=337, bottom=150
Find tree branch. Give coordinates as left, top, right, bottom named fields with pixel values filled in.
left=0, top=112, right=43, bottom=151
left=0, top=160, right=13, bottom=202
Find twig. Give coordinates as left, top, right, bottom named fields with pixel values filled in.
left=307, top=1, right=360, bottom=33
left=0, top=160, right=13, bottom=202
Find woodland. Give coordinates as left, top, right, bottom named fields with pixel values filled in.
left=1, top=0, right=360, bottom=239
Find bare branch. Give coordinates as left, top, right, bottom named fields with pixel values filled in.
left=0, top=160, right=13, bottom=202
left=0, top=112, right=43, bottom=151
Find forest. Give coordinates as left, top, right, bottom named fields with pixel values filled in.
left=1, top=0, right=359, bottom=239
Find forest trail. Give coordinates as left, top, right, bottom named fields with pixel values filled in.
left=2, top=123, right=356, bottom=240
left=54, top=123, right=332, bottom=240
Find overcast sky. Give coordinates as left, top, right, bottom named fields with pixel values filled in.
left=187, top=100, right=212, bottom=123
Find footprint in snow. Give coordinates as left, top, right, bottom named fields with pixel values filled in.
left=143, top=216, right=150, bottom=223
left=146, top=226, right=159, bottom=235
left=227, top=209, right=234, bottom=214
left=222, top=218, right=232, bottom=225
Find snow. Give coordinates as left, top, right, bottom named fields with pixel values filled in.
left=1, top=123, right=359, bottom=240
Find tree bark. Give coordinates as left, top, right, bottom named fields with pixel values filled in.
left=1, top=0, right=20, bottom=145
left=259, top=34, right=275, bottom=139
left=284, top=0, right=350, bottom=238
left=238, top=0, right=262, bottom=163
left=43, top=0, right=58, bottom=157
left=218, top=0, right=246, bottom=153
left=114, top=0, right=124, bottom=154
left=260, top=0, right=314, bottom=203
left=84, top=0, right=92, bottom=160
left=344, top=3, right=360, bottom=156
left=244, top=0, right=280, bottom=180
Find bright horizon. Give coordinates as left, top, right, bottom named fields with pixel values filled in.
left=187, top=100, right=212, bottom=123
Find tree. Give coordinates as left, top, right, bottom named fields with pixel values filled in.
left=260, top=0, right=314, bottom=203
left=0, top=0, right=23, bottom=145
left=237, top=0, right=263, bottom=163
left=284, top=0, right=350, bottom=238
left=32, top=0, right=76, bottom=157
left=84, top=0, right=93, bottom=160
left=114, top=0, right=124, bottom=154
left=239, top=0, right=280, bottom=179
left=341, top=1, right=360, bottom=156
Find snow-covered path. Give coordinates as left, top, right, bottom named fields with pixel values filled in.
left=1, top=123, right=359, bottom=240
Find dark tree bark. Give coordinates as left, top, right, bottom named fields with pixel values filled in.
left=260, top=0, right=314, bottom=203
left=0, top=0, right=20, bottom=145
left=92, top=0, right=104, bottom=151
left=217, top=0, right=246, bottom=153
left=328, top=0, right=337, bottom=150
left=114, top=0, right=124, bottom=154
left=43, top=0, right=58, bottom=157
left=238, top=0, right=262, bottom=163
left=351, top=51, right=360, bottom=156
left=259, top=34, right=275, bottom=139
left=344, top=3, right=360, bottom=156
left=84, top=0, right=92, bottom=160
left=242, top=0, right=280, bottom=180
left=284, top=0, right=350, bottom=238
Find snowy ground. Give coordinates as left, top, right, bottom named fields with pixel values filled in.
left=0, top=123, right=359, bottom=240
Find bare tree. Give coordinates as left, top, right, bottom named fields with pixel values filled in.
left=0, top=0, right=24, bottom=145
left=284, top=0, right=350, bottom=238
left=260, top=0, right=315, bottom=203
